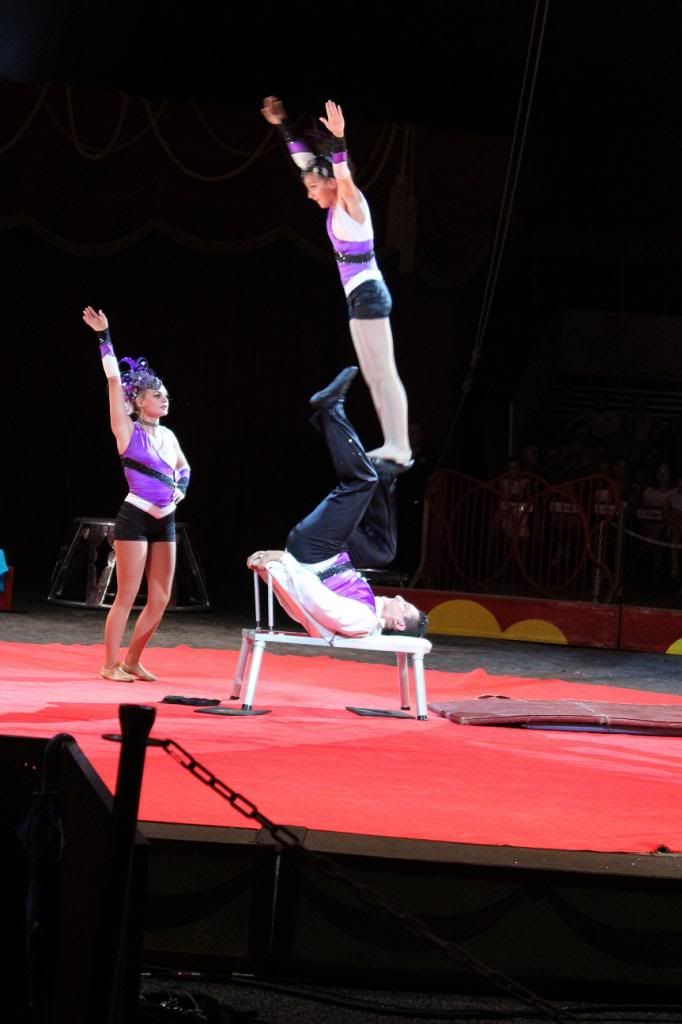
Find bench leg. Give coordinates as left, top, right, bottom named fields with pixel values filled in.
left=412, top=655, right=428, bottom=720
left=231, top=633, right=252, bottom=700
left=242, top=639, right=266, bottom=711
left=397, top=653, right=410, bottom=710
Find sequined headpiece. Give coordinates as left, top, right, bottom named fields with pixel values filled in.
left=301, top=154, right=333, bottom=179
left=119, top=356, right=163, bottom=413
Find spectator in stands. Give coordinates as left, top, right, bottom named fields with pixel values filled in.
left=665, top=470, right=682, bottom=580
left=627, top=462, right=675, bottom=583
left=581, top=394, right=621, bottom=446
left=642, top=445, right=664, bottom=479
left=596, top=457, right=613, bottom=480
left=603, top=411, right=637, bottom=465
left=495, top=456, right=532, bottom=541
left=627, top=465, right=650, bottom=510
left=639, top=463, right=674, bottom=538
left=588, top=442, right=609, bottom=476
left=520, top=443, right=541, bottom=476
left=609, top=457, right=632, bottom=502
left=564, top=421, right=595, bottom=477
left=537, top=445, right=566, bottom=484
left=631, top=395, right=653, bottom=463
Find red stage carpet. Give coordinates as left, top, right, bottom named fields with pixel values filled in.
left=2, top=639, right=682, bottom=854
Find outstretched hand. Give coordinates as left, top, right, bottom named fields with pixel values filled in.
left=261, top=95, right=287, bottom=125
left=83, top=305, right=108, bottom=332
left=319, top=99, right=345, bottom=138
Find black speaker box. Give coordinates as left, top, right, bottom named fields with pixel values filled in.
left=0, top=733, right=147, bottom=1024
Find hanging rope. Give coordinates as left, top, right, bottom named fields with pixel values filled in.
left=44, top=89, right=168, bottom=155
left=0, top=83, right=48, bottom=156
left=36, top=84, right=274, bottom=172
left=189, top=102, right=277, bottom=159
left=434, top=0, right=552, bottom=471
left=0, top=211, right=341, bottom=259
left=0, top=80, right=397, bottom=190
left=141, top=97, right=275, bottom=182
left=65, top=85, right=130, bottom=160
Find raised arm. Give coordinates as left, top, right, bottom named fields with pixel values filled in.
left=261, top=95, right=315, bottom=172
left=319, top=99, right=363, bottom=221
left=82, top=305, right=133, bottom=454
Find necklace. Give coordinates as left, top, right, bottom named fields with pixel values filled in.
left=137, top=417, right=166, bottom=453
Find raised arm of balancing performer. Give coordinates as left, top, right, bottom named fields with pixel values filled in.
left=84, top=305, right=190, bottom=682
left=261, top=95, right=413, bottom=472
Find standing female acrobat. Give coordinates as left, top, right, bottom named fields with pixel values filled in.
left=83, top=305, right=191, bottom=681
left=261, top=96, right=412, bottom=471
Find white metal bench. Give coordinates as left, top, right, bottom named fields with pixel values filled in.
left=229, top=572, right=431, bottom=719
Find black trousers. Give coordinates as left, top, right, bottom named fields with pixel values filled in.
left=286, top=404, right=397, bottom=567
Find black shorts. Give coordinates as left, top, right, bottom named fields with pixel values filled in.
left=346, top=279, right=393, bottom=320
left=113, top=501, right=176, bottom=543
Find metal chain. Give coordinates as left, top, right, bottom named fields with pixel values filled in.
left=622, top=526, right=682, bottom=550
left=161, top=739, right=575, bottom=1023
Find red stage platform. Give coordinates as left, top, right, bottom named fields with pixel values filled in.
left=3, top=638, right=682, bottom=852
left=4, top=638, right=682, bottom=997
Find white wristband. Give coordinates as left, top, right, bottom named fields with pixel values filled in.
left=332, top=160, right=351, bottom=180
left=101, top=354, right=121, bottom=379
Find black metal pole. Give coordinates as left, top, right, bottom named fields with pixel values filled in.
left=94, top=703, right=156, bottom=1024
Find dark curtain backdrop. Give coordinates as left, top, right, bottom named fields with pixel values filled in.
left=0, top=81, right=510, bottom=592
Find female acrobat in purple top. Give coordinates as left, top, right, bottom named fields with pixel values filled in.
left=83, top=305, right=191, bottom=682
left=261, top=96, right=412, bottom=472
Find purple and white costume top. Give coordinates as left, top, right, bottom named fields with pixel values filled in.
left=307, top=551, right=376, bottom=610
left=263, top=551, right=380, bottom=639
left=326, top=198, right=382, bottom=297
left=282, top=133, right=383, bottom=297
left=97, top=327, right=189, bottom=519
left=121, top=423, right=178, bottom=519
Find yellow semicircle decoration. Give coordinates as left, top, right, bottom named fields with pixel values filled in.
left=502, top=619, right=567, bottom=645
left=427, top=599, right=502, bottom=638
left=665, top=638, right=682, bottom=655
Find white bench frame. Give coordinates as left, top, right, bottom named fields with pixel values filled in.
left=230, top=572, right=431, bottom=719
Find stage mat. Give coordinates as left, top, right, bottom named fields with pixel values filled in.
left=2, top=640, right=682, bottom=854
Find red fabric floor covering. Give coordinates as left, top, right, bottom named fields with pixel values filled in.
left=2, top=639, right=682, bottom=854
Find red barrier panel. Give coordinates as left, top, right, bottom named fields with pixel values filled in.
left=416, top=470, right=623, bottom=603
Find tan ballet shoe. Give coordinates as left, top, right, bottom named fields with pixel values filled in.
left=121, top=662, right=157, bottom=682
left=100, top=664, right=135, bottom=682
